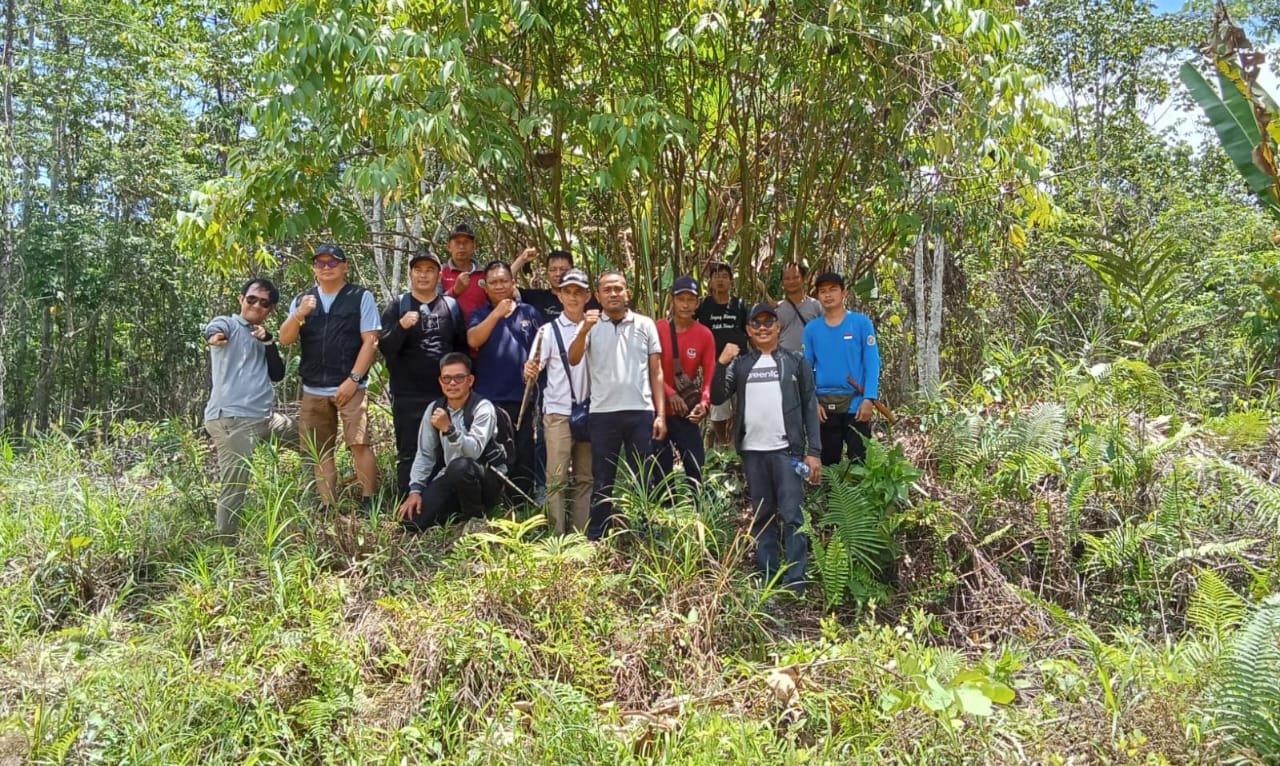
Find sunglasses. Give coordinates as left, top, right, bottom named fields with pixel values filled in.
left=439, top=373, right=470, bottom=385
left=749, top=317, right=778, bottom=329
left=243, top=295, right=275, bottom=308
left=313, top=259, right=343, bottom=269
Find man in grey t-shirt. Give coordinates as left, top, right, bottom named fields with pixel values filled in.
left=204, top=278, right=297, bottom=542
left=775, top=262, right=821, bottom=353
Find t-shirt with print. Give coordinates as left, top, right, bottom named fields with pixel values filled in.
left=469, top=302, right=543, bottom=403
left=742, top=354, right=789, bottom=451
left=695, top=295, right=748, bottom=353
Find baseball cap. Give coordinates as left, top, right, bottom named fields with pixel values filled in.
left=749, top=302, right=778, bottom=319
left=409, top=250, right=441, bottom=268
left=313, top=243, right=346, bottom=262
left=672, top=275, right=699, bottom=295
left=814, top=272, right=845, bottom=288
left=560, top=268, right=590, bottom=290
left=448, top=222, right=476, bottom=241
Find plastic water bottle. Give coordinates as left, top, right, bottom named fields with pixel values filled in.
left=791, top=458, right=811, bottom=480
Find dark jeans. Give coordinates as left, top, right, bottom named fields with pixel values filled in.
left=400, top=458, right=505, bottom=532
left=820, top=412, right=871, bottom=466
left=494, top=400, right=537, bottom=498
left=392, top=399, right=431, bottom=498
left=588, top=409, right=655, bottom=540
left=742, top=450, right=808, bottom=590
left=654, top=414, right=705, bottom=487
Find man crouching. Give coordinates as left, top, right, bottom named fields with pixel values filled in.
left=397, top=352, right=508, bottom=530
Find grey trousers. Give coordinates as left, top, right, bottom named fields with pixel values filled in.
left=205, top=413, right=298, bottom=538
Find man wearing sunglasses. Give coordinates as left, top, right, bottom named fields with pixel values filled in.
left=397, top=352, right=508, bottom=529
left=279, top=243, right=382, bottom=514
left=203, top=278, right=298, bottom=542
left=712, top=303, right=822, bottom=593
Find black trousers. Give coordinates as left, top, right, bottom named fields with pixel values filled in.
left=588, top=410, right=655, bottom=540
left=494, top=400, right=537, bottom=498
left=654, top=414, right=705, bottom=487
left=392, top=399, right=432, bottom=498
left=401, top=458, right=505, bottom=532
left=819, top=412, right=871, bottom=466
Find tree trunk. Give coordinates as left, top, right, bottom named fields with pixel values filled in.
left=913, top=229, right=945, bottom=401
left=0, top=0, right=17, bottom=432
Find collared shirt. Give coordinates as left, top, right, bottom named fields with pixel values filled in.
left=582, top=310, right=663, bottom=413
left=408, top=396, right=502, bottom=493
left=204, top=315, right=277, bottom=420
left=440, top=259, right=488, bottom=319
left=469, top=301, right=543, bottom=402
left=538, top=313, right=590, bottom=416
left=777, top=295, right=821, bottom=352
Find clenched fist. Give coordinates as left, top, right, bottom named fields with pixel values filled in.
left=430, top=407, right=452, bottom=432
left=399, top=310, right=420, bottom=329
left=718, top=342, right=740, bottom=365
left=583, top=309, right=601, bottom=327
left=297, top=294, right=317, bottom=317
left=453, top=272, right=471, bottom=294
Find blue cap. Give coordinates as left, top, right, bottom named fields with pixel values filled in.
left=672, top=275, right=699, bottom=295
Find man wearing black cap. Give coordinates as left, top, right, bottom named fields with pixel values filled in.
left=802, top=272, right=881, bottom=465
left=696, top=262, right=749, bottom=447
left=279, top=243, right=382, bottom=513
left=713, top=302, right=822, bottom=593
left=378, top=249, right=469, bottom=498
left=440, top=222, right=488, bottom=320
left=656, top=275, right=716, bottom=487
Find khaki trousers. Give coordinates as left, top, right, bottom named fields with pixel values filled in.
left=206, top=413, right=298, bottom=538
left=543, top=412, right=593, bottom=534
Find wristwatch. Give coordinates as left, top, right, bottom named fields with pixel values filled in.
left=349, top=371, right=364, bottom=384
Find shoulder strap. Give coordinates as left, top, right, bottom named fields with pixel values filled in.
left=549, top=321, right=578, bottom=404
left=669, top=318, right=681, bottom=359
left=444, top=295, right=463, bottom=328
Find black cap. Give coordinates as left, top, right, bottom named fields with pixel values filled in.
left=448, top=222, right=476, bottom=241
left=749, top=302, right=778, bottom=319
left=313, top=243, right=346, bottom=262
left=814, top=272, right=844, bottom=288
left=409, top=250, right=441, bottom=268
left=672, top=275, right=699, bottom=295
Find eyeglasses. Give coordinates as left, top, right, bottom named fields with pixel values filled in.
left=749, top=317, right=778, bottom=329
left=439, top=373, right=470, bottom=385
left=243, top=295, right=274, bottom=308
left=313, top=259, right=343, bottom=269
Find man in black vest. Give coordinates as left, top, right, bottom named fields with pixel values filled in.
left=378, top=249, right=468, bottom=499
left=279, top=243, right=382, bottom=513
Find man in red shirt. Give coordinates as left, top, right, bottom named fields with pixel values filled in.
left=439, top=222, right=488, bottom=320
left=656, top=275, right=716, bottom=487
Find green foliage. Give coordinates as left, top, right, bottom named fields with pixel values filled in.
left=1210, top=594, right=1280, bottom=763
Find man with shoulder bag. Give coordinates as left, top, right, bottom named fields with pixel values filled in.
left=656, top=276, right=716, bottom=488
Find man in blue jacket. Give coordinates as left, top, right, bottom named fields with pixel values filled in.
left=712, top=302, right=822, bottom=593
left=802, top=272, right=880, bottom=466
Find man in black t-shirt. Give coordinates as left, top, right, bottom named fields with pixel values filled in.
left=695, top=262, right=749, bottom=448
left=379, top=249, right=469, bottom=497
left=511, top=247, right=601, bottom=323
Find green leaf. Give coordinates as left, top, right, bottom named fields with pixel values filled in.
left=955, top=685, right=994, bottom=716
left=1179, top=62, right=1274, bottom=194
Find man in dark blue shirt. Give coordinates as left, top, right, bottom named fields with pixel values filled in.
left=467, top=261, right=543, bottom=496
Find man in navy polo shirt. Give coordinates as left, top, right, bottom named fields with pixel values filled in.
left=467, top=261, right=543, bottom=496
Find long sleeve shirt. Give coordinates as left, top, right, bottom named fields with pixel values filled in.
left=801, top=310, right=881, bottom=410
left=408, top=397, right=501, bottom=493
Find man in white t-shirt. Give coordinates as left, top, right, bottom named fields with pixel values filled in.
left=712, top=302, right=822, bottom=593
left=523, top=268, right=593, bottom=534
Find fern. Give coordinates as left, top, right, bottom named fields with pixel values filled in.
left=1210, top=594, right=1280, bottom=763
left=1187, top=568, right=1248, bottom=640
left=1081, top=518, right=1157, bottom=573
left=827, top=480, right=889, bottom=573
left=1213, top=459, right=1280, bottom=529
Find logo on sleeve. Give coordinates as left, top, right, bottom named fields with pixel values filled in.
left=867, top=335, right=876, bottom=346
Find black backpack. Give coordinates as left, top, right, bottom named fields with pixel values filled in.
left=430, top=394, right=516, bottom=474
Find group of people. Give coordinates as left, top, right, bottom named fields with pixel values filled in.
left=203, top=223, right=880, bottom=592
